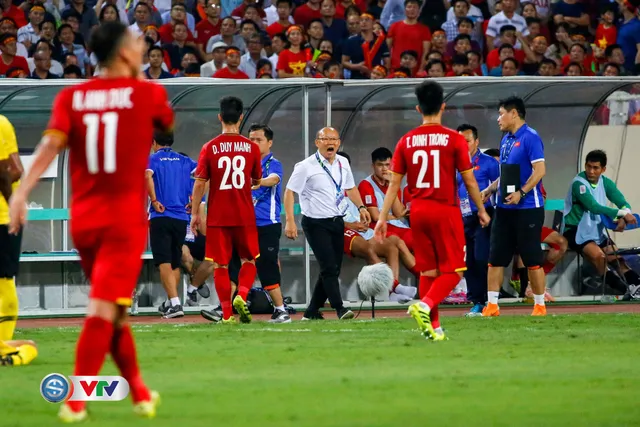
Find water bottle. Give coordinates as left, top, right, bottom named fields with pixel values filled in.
left=600, top=294, right=617, bottom=304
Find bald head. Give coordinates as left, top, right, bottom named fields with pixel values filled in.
left=315, top=127, right=341, bottom=163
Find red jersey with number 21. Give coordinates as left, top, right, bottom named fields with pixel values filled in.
left=45, top=78, right=174, bottom=229
left=391, top=124, right=471, bottom=207
left=195, top=133, right=262, bottom=227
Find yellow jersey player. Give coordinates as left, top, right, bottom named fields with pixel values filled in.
left=0, top=114, right=37, bottom=366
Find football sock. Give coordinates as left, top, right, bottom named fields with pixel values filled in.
left=422, top=273, right=461, bottom=309
left=187, top=285, right=197, bottom=293
left=487, top=291, right=499, bottom=305
left=542, top=261, right=556, bottom=275
left=111, top=325, right=151, bottom=403
left=391, top=279, right=399, bottom=293
left=1, top=343, right=38, bottom=366
left=169, top=297, right=180, bottom=306
left=418, top=275, right=434, bottom=299
left=68, top=317, right=114, bottom=412
left=213, top=268, right=232, bottom=319
left=0, top=278, right=18, bottom=341
left=533, top=294, right=545, bottom=306
left=237, top=262, right=257, bottom=301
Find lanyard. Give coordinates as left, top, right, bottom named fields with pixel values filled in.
left=315, top=152, right=342, bottom=192
left=472, top=150, right=481, bottom=168
left=253, top=155, right=274, bottom=206
left=500, top=135, right=518, bottom=164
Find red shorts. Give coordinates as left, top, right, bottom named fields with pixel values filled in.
left=541, top=226, right=560, bottom=250
left=411, top=200, right=466, bottom=274
left=72, top=222, right=147, bottom=306
left=387, top=224, right=413, bottom=251
left=343, top=229, right=360, bottom=257
left=205, top=225, right=259, bottom=265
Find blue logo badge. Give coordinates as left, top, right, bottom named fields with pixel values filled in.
left=40, top=373, right=71, bottom=403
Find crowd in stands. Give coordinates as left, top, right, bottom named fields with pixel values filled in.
left=0, top=0, right=638, bottom=79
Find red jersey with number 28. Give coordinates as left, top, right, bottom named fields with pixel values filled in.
left=195, top=133, right=262, bottom=227
left=391, top=124, right=471, bottom=207
left=45, top=78, right=174, bottom=228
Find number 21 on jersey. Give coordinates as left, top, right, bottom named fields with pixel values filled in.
left=84, top=112, right=119, bottom=174
left=412, top=149, right=440, bottom=189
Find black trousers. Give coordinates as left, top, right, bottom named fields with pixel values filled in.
left=301, top=215, right=345, bottom=315
left=463, top=207, right=493, bottom=305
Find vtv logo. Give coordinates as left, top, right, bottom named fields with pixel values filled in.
left=68, top=376, right=130, bottom=402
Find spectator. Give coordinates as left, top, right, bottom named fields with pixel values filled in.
left=341, top=11, right=389, bottom=79
left=213, top=46, right=250, bottom=78
left=258, top=70, right=273, bottom=77
left=4, top=66, right=27, bottom=77
left=346, top=13, right=361, bottom=36
left=144, top=25, right=161, bottom=44
left=323, top=58, right=342, bottom=77
left=522, top=0, right=550, bottom=23
left=306, top=18, right=325, bottom=51
left=485, top=0, right=527, bottom=49
left=239, top=19, right=261, bottom=44
left=379, top=0, right=405, bottom=30
left=266, top=0, right=292, bottom=37
left=17, top=4, right=46, bottom=50
left=319, top=38, right=334, bottom=53
left=61, top=0, right=99, bottom=41
left=564, top=61, right=582, bottom=75
left=129, top=2, right=153, bottom=37
left=519, top=34, right=547, bottom=74
left=162, top=22, right=198, bottom=72
left=141, top=35, right=170, bottom=71
left=98, top=4, right=121, bottom=23
left=294, top=0, right=323, bottom=29
left=595, top=6, right=617, bottom=51
left=127, top=0, right=163, bottom=26
left=232, top=0, right=267, bottom=21
left=367, top=0, right=386, bottom=20
left=544, top=22, right=571, bottom=66
left=277, top=25, right=310, bottom=78
left=37, top=20, right=58, bottom=45
left=195, top=0, right=222, bottom=57
left=206, top=17, right=247, bottom=54
left=180, top=62, right=201, bottom=76
left=243, top=5, right=266, bottom=31
left=145, top=46, right=174, bottom=78
left=60, top=9, right=86, bottom=47
left=29, top=49, right=58, bottom=79
left=525, top=16, right=542, bottom=41
left=602, top=62, right=620, bottom=76
left=429, top=29, right=447, bottom=56
left=161, top=0, right=196, bottom=31
left=256, top=57, right=274, bottom=76
left=537, top=57, right=557, bottom=75
left=239, top=32, right=266, bottom=77
left=62, top=64, right=82, bottom=78
left=28, top=39, right=64, bottom=75
left=174, top=51, right=198, bottom=75
left=58, top=24, right=91, bottom=75
left=552, top=0, right=590, bottom=38
left=603, top=44, right=626, bottom=72
left=269, top=32, right=286, bottom=70
left=562, top=42, right=594, bottom=75
left=399, top=49, right=417, bottom=74
left=200, top=40, right=226, bottom=75
left=0, top=34, right=30, bottom=77
left=450, top=33, right=473, bottom=57
left=498, top=57, right=519, bottom=76
left=0, top=18, right=28, bottom=59
left=159, top=3, right=196, bottom=43
left=447, top=53, right=469, bottom=76
left=336, top=0, right=366, bottom=18
left=443, top=0, right=477, bottom=43
left=370, top=64, right=387, bottom=78
left=320, top=0, right=349, bottom=47
left=265, top=0, right=295, bottom=26
left=387, top=0, right=431, bottom=72
left=617, top=0, right=640, bottom=75
left=445, top=19, right=482, bottom=56
left=467, top=50, right=486, bottom=74
left=425, top=58, right=445, bottom=76
left=487, top=42, right=523, bottom=70
left=445, top=0, right=483, bottom=26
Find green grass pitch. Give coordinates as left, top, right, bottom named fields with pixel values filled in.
left=3, top=314, right=640, bottom=427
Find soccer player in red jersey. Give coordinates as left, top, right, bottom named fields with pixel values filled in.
left=8, top=22, right=173, bottom=422
left=190, top=96, right=262, bottom=324
left=374, top=81, right=490, bottom=341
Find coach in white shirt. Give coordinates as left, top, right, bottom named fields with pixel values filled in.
left=485, top=0, right=528, bottom=49
left=284, top=127, right=371, bottom=321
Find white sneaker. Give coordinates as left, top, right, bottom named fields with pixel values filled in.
left=395, top=284, right=417, bottom=298
left=389, top=292, right=412, bottom=304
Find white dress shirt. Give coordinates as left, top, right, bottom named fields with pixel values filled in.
left=286, top=152, right=356, bottom=219
left=485, top=11, right=528, bottom=48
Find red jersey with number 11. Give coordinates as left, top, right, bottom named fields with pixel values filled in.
left=45, top=78, right=174, bottom=228
left=391, top=124, right=471, bottom=207
left=195, top=133, right=261, bottom=227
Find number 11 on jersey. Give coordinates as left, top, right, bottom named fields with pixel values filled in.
left=84, top=112, right=119, bottom=174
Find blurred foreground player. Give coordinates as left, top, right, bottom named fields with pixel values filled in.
left=0, top=114, right=37, bottom=367
left=374, top=81, right=490, bottom=341
left=190, top=96, right=262, bottom=324
left=8, top=22, right=173, bottom=422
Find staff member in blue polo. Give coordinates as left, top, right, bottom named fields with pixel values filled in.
left=481, top=96, right=548, bottom=317
left=455, top=124, right=499, bottom=317
left=211, top=124, right=292, bottom=324
left=146, top=132, right=197, bottom=319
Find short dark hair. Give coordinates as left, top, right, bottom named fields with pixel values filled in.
left=605, top=44, right=622, bottom=57
left=272, top=33, right=287, bottom=44
left=454, top=34, right=471, bottom=43
left=404, top=0, right=421, bottom=7
left=154, top=130, right=174, bottom=146
left=498, top=43, right=514, bottom=55
left=337, top=151, right=351, bottom=163
left=248, top=123, right=274, bottom=140
left=62, top=64, right=82, bottom=77
left=90, top=21, right=130, bottom=66
left=502, top=57, right=519, bottom=68
left=148, top=45, right=163, bottom=56
left=499, top=24, right=516, bottom=34
left=371, top=147, right=392, bottom=163
left=256, top=58, right=272, bottom=70
left=401, top=50, right=418, bottom=60
left=525, top=16, right=541, bottom=26
left=484, top=148, right=500, bottom=158
left=308, top=18, right=323, bottom=27
left=452, top=54, right=469, bottom=66
left=276, top=0, right=293, bottom=6
left=415, top=80, right=444, bottom=116
left=602, top=62, right=621, bottom=75
left=219, top=96, right=244, bottom=125
left=564, top=61, right=582, bottom=74
left=240, top=19, right=259, bottom=32
left=540, top=58, right=556, bottom=67
left=426, top=58, right=445, bottom=71
left=427, top=50, right=443, bottom=59
left=498, top=95, right=526, bottom=119
left=585, top=149, right=607, bottom=167
left=467, top=50, right=480, bottom=60
left=457, top=124, right=478, bottom=140
left=457, top=17, right=474, bottom=28
left=570, top=42, right=586, bottom=53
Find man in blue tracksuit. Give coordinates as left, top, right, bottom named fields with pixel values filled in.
left=146, top=132, right=197, bottom=319
left=456, top=124, right=499, bottom=316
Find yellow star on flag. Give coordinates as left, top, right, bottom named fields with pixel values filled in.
left=597, top=37, right=608, bottom=49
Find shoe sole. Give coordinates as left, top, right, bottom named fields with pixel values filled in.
left=233, top=297, right=252, bottom=324
left=200, top=310, right=221, bottom=322
left=407, top=304, right=436, bottom=339
left=465, top=312, right=483, bottom=317
left=162, top=311, right=184, bottom=319
left=269, top=317, right=292, bottom=323
left=339, top=310, right=354, bottom=320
